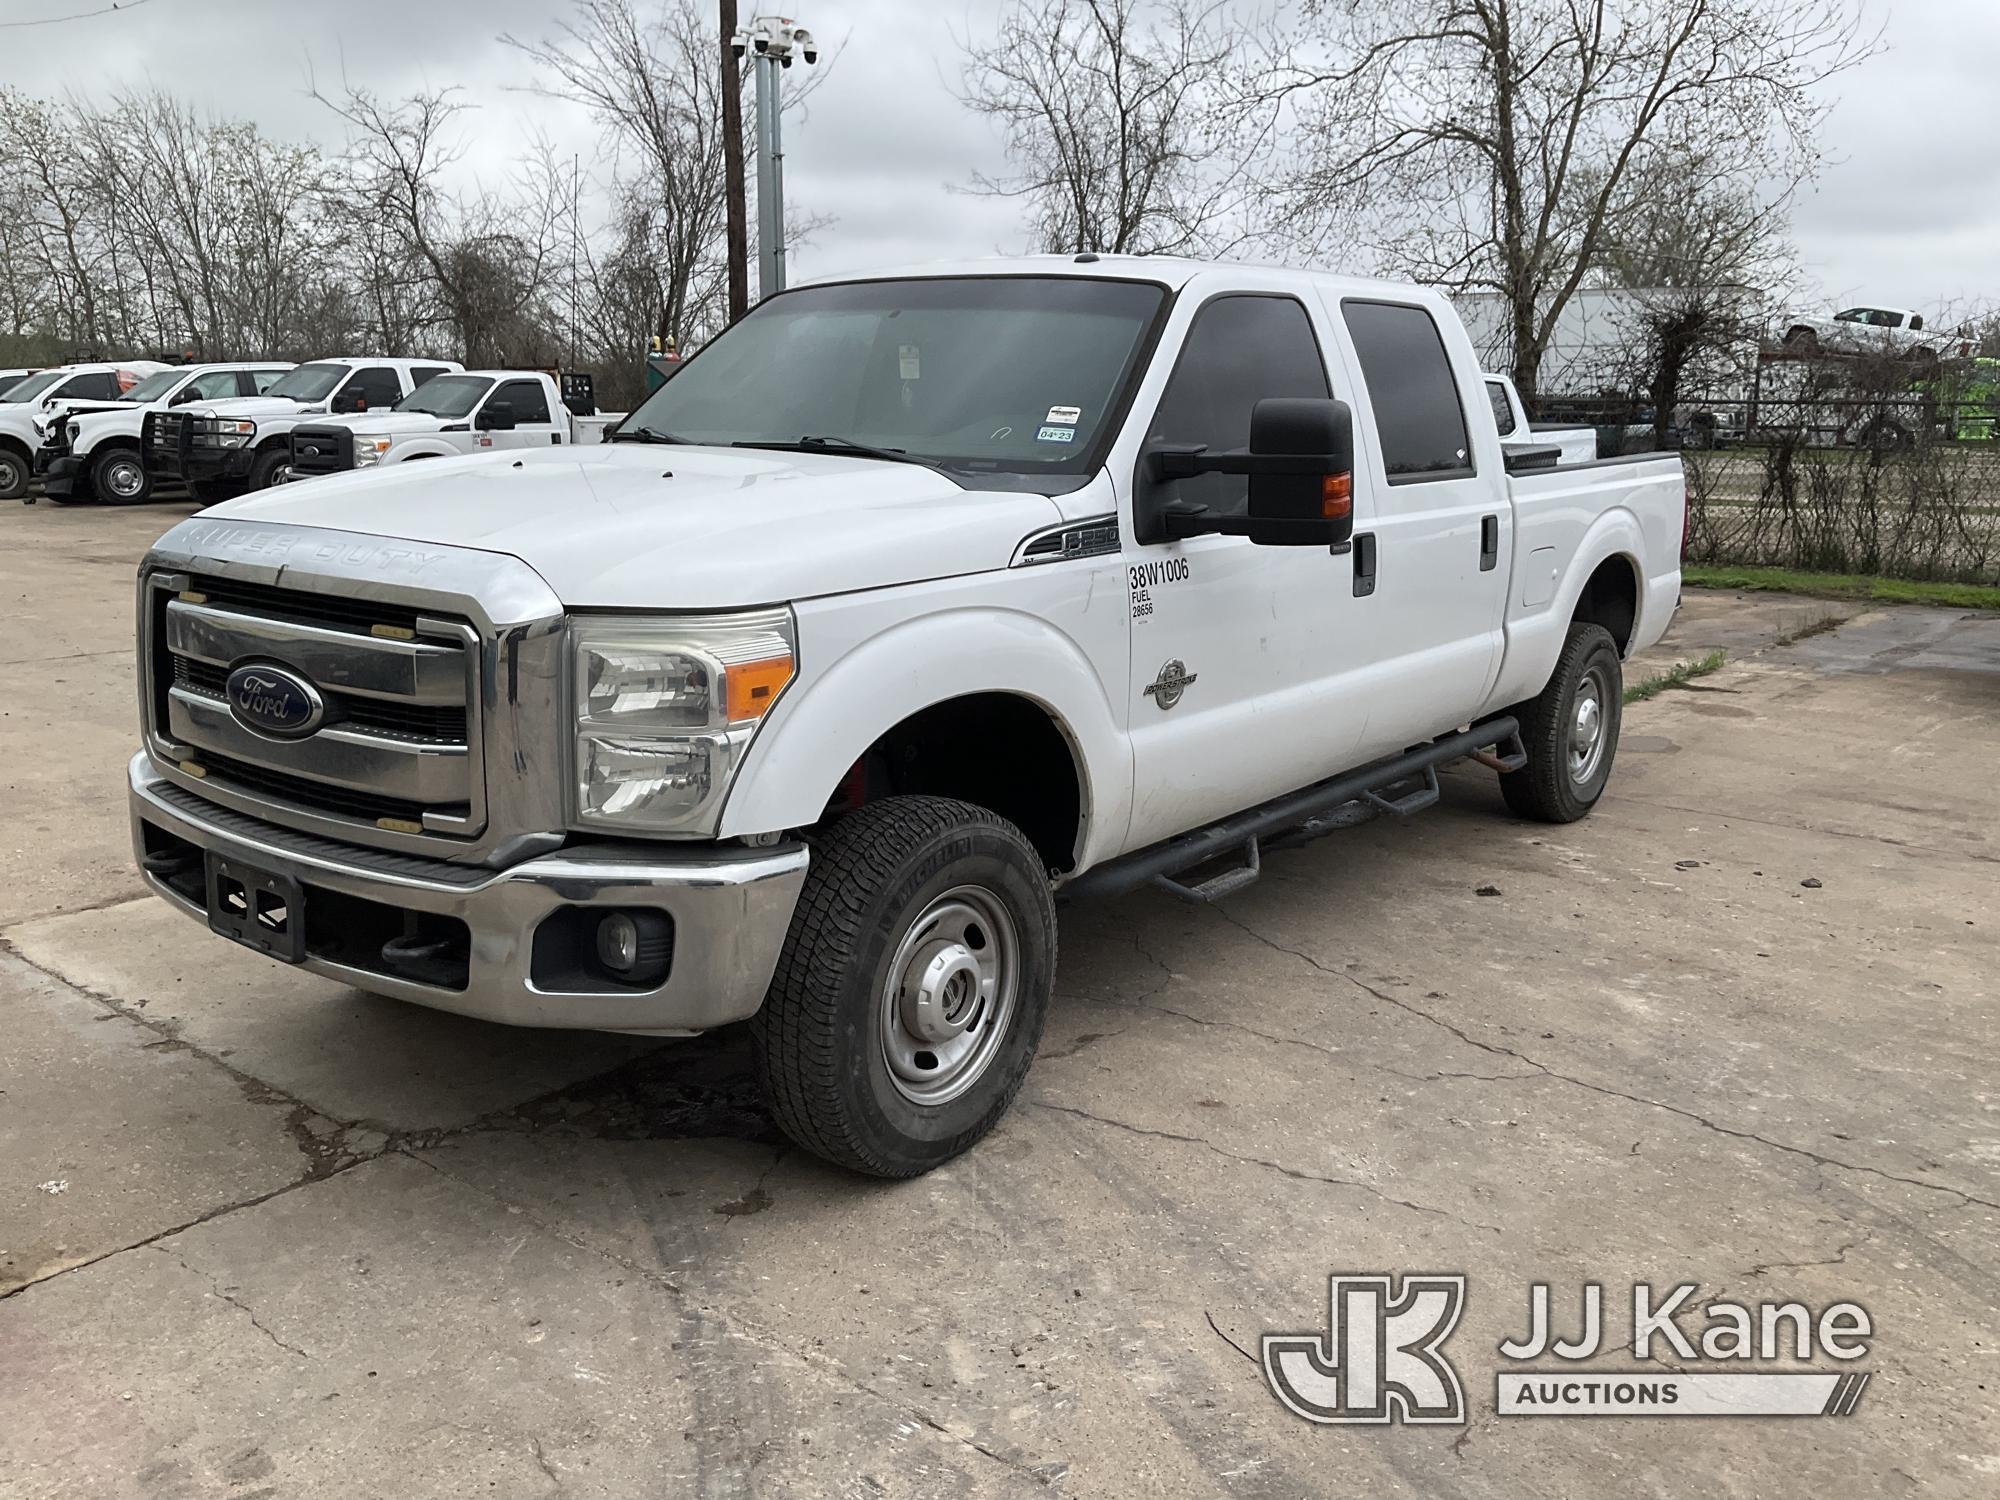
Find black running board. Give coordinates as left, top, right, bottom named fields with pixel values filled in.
left=1062, top=718, right=1523, bottom=904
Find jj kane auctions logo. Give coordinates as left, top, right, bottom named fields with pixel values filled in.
left=1263, top=1276, right=1873, bottom=1423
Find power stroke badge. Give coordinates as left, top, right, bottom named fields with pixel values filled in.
left=1261, top=1275, right=1873, bottom=1424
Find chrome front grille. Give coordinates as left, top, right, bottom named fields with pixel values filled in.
left=145, top=572, right=485, bottom=843
left=138, top=518, right=572, bottom=868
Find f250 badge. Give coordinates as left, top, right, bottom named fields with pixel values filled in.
left=1144, top=659, right=1198, bottom=711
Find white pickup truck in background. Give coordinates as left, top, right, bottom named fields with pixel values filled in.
left=35, top=362, right=294, bottom=505
left=141, top=356, right=462, bottom=499
left=0, top=361, right=172, bottom=499
left=280, top=370, right=617, bottom=483
left=128, top=256, right=1683, bottom=1178
left=1485, top=372, right=1600, bottom=466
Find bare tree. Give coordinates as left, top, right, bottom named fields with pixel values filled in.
left=958, top=0, right=1262, bottom=256
left=1266, top=0, right=1877, bottom=406
left=1590, top=160, right=1797, bottom=447
left=505, top=0, right=741, bottom=350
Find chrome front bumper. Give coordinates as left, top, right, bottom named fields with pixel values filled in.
left=128, top=751, right=808, bottom=1035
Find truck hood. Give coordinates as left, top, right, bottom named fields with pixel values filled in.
left=302, top=411, right=449, bottom=437
left=201, top=444, right=1064, bottom=607
left=186, top=395, right=326, bottom=420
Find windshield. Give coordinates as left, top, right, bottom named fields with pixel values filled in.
left=120, top=369, right=187, bottom=403
left=395, top=374, right=493, bottom=418
left=622, top=276, right=1166, bottom=483
left=1, top=370, right=63, bottom=404
left=263, top=362, right=349, bottom=401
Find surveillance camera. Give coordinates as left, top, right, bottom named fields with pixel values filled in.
left=730, top=39, right=745, bottom=58
left=802, top=45, right=818, bottom=63
left=780, top=53, right=792, bottom=67
left=753, top=35, right=769, bottom=53
left=795, top=28, right=817, bottom=63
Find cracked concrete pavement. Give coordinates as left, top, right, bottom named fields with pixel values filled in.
left=2, top=502, right=1996, bottom=1497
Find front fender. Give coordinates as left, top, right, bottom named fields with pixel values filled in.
left=386, top=442, right=459, bottom=463
left=718, top=605, right=1130, bottom=869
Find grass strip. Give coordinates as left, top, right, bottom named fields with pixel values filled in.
left=1684, top=565, right=2000, bottom=611
left=1625, top=649, right=1728, bottom=704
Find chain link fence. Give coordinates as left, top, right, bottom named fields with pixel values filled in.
left=1684, top=428, right=2000, bottom=585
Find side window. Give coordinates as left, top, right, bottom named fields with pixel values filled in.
left=58, top=372, right=117, bottom=399
left=249, top=368, right=288, bottom=393
left=1486, top=380, right=1517, bottom=436
left=1341, top=300, right=1473, bottom=483
left=411, top=365, right=451, bottom=388
left=1149, top=295, right=1329, bottom=511
left=1908, top=315, right=1925, bottom=332
left=490, top=379, right=552, bottom=425
left=346, top=366, right=403, bottom=409
left=190, top=371, right=240, bottom=399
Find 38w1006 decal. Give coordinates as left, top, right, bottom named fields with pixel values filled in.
left=1129, top=556, right=1190, bottom=622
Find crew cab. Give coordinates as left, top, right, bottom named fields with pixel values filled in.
left=127, top=257, right=1682, bottom=1178
left=280, top=370, right=614, bottom=483
left=1484, top=373, right=1598, bottom=465
left=141, top=356, right=460, bottom=500
left=0, top=361, right=172, bottom=499
left=35, top=363, right=293, bottom=505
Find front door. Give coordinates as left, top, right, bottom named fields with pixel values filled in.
left=1121, top=290, right=1380, bottom=850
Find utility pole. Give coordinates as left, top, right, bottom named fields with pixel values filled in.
left=719, top=0, right=748, bottom=324
left=730, top=14, right=818, bottom=301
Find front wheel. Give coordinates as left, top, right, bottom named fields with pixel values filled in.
left=1501, top=622, right=1623, bottom=823
left=246, top=446, right=289, bottom=492
left=0, top=448, right=27, bottom=500
left=92, top=447, right=153, bottom=505
left=752, top=796, right=1056, bottom=1177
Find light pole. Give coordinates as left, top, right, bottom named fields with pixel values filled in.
left=729, top=14, right=818, bottom=300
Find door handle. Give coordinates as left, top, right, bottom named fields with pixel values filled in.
left=1352, top=532, right=1377, bottom=597
left=1480, top=515, right=1500, bottom=572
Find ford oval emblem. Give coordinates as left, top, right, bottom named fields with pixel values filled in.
left=225, top=663, right=325, bottom=739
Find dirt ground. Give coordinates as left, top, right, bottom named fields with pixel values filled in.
left=2, top=497, right=1995, bottom=1498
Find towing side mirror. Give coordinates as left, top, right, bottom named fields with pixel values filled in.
left=1143, top=396, right=1356, bottom=547
left=477, top=400, right=517, bottom=432
left=1244, top=398, right=1355, bottom=546
left=331, top=387, right=365, bottom=414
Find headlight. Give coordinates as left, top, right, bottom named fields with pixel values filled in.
left=352, top=437, right=393, bottom=466
left=570, top=609, right=796, bottom=834
left=197, top=418, right=257, bottom=449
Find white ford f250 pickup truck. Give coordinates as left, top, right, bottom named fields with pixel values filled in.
left=128, top=257, right=1683, bottom=1177
left=279, top=370, right=616, bottom=483
left=36, top=362, right=294, bottom=505
left=142, top=356, right=462, bottom=500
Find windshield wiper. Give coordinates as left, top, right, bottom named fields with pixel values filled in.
left=609, top=424, right=688, bottom=445
left=734, top=434, right=955, bottom=472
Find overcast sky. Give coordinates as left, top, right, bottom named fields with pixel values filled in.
left=3, top=0, right=1994, bottom=314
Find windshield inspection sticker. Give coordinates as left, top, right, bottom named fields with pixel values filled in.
left=1037, top=425, right=1076, bottom=443
left=898, top=344, right=921, bottom=380
left=1045, top=404, right=1082, bottom=425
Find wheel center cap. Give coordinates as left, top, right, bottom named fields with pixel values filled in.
left=902, top=941, right=983, bottom=1043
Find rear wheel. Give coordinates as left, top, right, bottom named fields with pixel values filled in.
left=752, top=796, right=1056, bottom=1177
left=0, top=447, right=27, bottom=500
left=1501, top=623, right=1622, bottom=823
left=92, top=446, right=152, bottom=505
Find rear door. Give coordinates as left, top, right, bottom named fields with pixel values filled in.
left=1331, top=297, right=1509, bottom=755
left=1120, top=285, right=1378, bottom=849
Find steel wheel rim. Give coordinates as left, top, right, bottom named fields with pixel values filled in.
left=1568, top=662, right=1613, bottom=785
left=104, top=457, right=145, bottom=498
left=0, top=455, right=20, bottom=489
left=878, top=883, right=1019, bottom=1106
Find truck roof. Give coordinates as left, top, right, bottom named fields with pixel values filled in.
left=795, top=254, right=1452, bottom=307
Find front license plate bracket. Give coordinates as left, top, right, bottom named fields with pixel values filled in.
left=206, top=855, right=306, bottom=964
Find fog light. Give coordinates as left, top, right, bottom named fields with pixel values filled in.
left=593, top=909, right=673, bottom=985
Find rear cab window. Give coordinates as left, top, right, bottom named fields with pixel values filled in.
left=1340, top=300, right=1473, bottom=484
left=1485, top=379, right=1517, bottom=436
